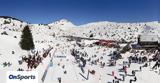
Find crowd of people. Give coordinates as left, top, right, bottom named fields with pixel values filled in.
left=71, top=49, right=87, bottom=68
left=128, top=54, right=147, bottom=64
left=19, top=47, right=53, bottom=70
left=21, top=53, right=43, bottom=70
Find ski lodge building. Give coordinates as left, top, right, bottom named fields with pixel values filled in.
left=138, top=34, right=159, bottom=48
left=137, top=26, right=160, bottom=49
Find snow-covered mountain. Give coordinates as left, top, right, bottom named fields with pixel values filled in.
left=0, top=16, right=159, bottom=40
left=1, top=16, right=160, bottom=42
left=49, top=19, right=76, bottom=28
left=0, top=16, right=160, bottom=83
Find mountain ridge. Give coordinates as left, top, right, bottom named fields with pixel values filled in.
left=0, top=16, right=159, bottom=26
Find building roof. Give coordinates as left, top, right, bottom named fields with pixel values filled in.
left=139, top=26, right=159, bottom=42
left=140, top=34, right=159, bottom=42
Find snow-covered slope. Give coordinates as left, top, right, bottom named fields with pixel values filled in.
left=0, top=16, right=28, bottom=31
left=0, top=16, right=160, bottom=83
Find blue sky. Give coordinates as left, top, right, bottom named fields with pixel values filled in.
left=0, top=0, right=159, bottom=25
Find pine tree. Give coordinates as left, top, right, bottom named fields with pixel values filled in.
left=19, top=25, right=35, bottom=51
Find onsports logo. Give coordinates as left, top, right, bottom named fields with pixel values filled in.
left=9, top=74, right=35, bottom=80
left=7, top=71, right=38, bottom=83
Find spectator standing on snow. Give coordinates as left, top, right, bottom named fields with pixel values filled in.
left=132, top=70, right=135, bottom=76
left=140, top=66, right=142, bottom=71
left=112, top=79, right=115, bottom=83
left=129, top=76, right=137, bottom=83
left=58, top=77, right=61, bottom=83
left=124, top=66, right=127, bottom=75
left=112, top=71, right=115, bottom=77
left=114, top=76, right=119, bottom=83
left=128, top=63, right=131, bottom=68
left=134, top=76, right=137, bottom=82
left=122, top=74, right=125, bottom=81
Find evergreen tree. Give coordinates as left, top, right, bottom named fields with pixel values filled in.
left=19, top=25, right=35, bottom=51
